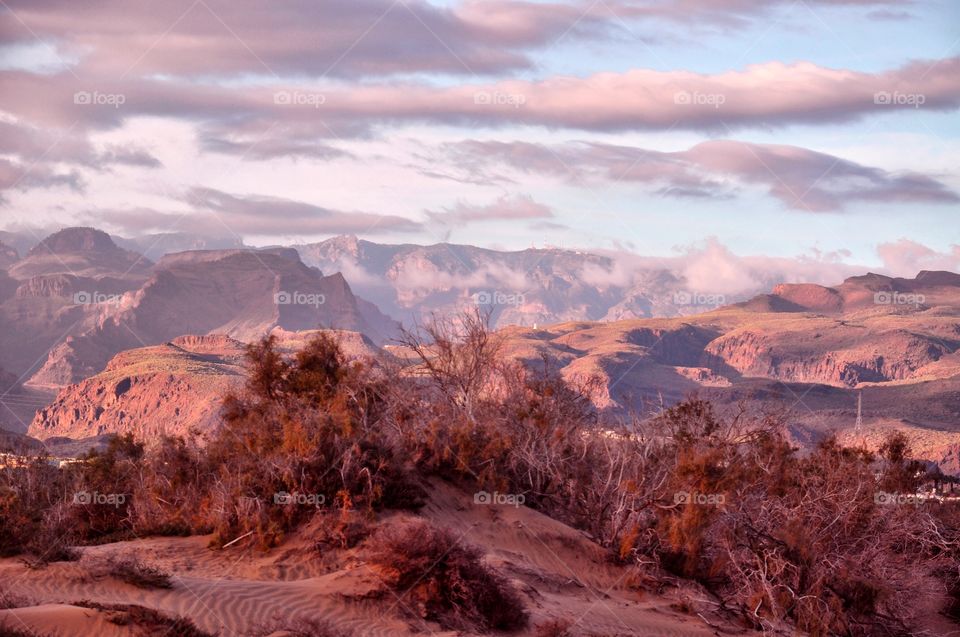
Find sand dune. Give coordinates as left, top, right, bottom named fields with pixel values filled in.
left=0, top=481, right=731, bottom=636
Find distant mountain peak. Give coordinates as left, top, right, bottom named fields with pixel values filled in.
left=915, top=270, right=960, bottom=287
left=28, top=227, right=120, bottom=256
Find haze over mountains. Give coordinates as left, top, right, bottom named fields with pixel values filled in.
left=296, top=234, right=690, bottom=327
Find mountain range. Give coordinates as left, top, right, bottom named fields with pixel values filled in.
left=2, top=226, right=960, bottom=473
left=0, top=228, right=396, bottom=392
left=295, top=234, right=690, bottom=327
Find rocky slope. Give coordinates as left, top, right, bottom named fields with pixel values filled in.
left=0, top=229, right=401, bottom=439
left=13, top=245, right=960, bottom=472
left=296, top=235, right=689, bottom=328
left=28, top=330, right=384, bottom=442
left=16, top=244, right=398, bottom=388
left=29, top=335, right=247, bottom=441
left=485, top=271, right=960, bottom=471
left=0, top=228, right=152, bottom=384
left=8, top=227, right=152, bottom=281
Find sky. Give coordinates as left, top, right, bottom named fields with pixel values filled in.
left=0, top=0, right=958, bottom=278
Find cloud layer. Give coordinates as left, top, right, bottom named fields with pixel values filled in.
left=437, top=139, right=958, bottom=211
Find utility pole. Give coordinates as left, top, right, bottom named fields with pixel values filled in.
left=855, top=390, right=863, bottom=443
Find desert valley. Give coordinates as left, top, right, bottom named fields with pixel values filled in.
left=0, top=227, right=959, bottom=636
left=2, top=0, right=959, bottom=635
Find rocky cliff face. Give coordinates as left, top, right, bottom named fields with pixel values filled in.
left=25, top=247, right=400, bottom=387
left=0, top=228, right=152, bottom=385
left=704, top=325, right=953, bottom=386
left=28, top=335, right=247, bottom=442
left=28, top=330, right=385, bottom=442
left=296, top=236, right=686, bottom=327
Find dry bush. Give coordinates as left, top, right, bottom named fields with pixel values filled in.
left=1, top=435, right=144, bottom=559
left=0, top=626, right=46, bottom=637
left=61, top=434, right=143, bottom=543
left=75, top=601, right=213, bottom=636
left=130, top=435, right=214, bottom=537
left=313, top=506, right=374, bottom=552
left=398, top=311, right=669, bottom=549
left=204, top=332, right=424, bottom=548
left=100, top=556, right=173, bottom=589
left=364, top=517, right=527, bottom=631
left=248, top=616, right=350, bottom=637
left=534, top=618, right=575, bottom=637
left=0, top=456, right=66, bottom=557
left=397, top=308, right=502, bottom=425
left=620, top=402, right=958, bottom=636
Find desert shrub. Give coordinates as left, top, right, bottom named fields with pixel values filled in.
left=313, top=506, right=374, bottom=551
left=0, top=435, right=144, bottom=557
left=62, top=434, right=143, bottom=542
left=397, top=312, right=671, bottom=548
left=364, top=517, right=527, bottom=631
left=534, top=618, right=575, bottom=637
left=204, top=332, right=423, bottom=548
left=0, top=456, right=66, bottom=557
left=75, top=601, right=213, bottom=636
left=131, top=435, right=214, bottom=537
left=101, top=556, right=173, bottom=589
left=617, top=402, right=957, bottom=636
left=20, top=503, right=81, bottom=566
left=248, top=616, right=350, bottom=637
left=877, top=431, right=927, bottom=494
left=0, top=626, right=46, bottom=637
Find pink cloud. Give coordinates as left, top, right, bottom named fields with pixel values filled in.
left=426, top=194, right=554, bottom=227
left=0, top=0, right=603, bottom=79
left=0, top=0, right=905, bottom=83
left=437, top=139, right=958, bottom=211
left=2, top=56, right=958, bottom=136
left=88, top=187, right=422, bottom=238
left=877, top=239, right=960, bottom=275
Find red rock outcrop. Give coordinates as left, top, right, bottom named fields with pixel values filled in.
left=29, top=335, right=247, bottom=442
left=28, top=331, right=387, bottom=443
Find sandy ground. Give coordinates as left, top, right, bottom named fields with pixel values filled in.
left=0, top=481, right=754, bottom=636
